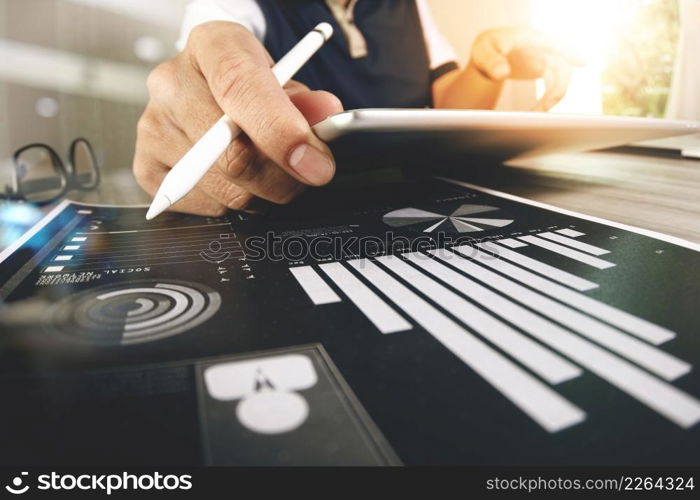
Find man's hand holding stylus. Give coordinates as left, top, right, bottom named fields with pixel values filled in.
left=133, top=21, right=343, bottom=216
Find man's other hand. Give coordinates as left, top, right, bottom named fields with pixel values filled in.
left=470, top=26, right=586, bottom=110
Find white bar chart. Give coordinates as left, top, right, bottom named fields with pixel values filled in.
left=448, top=246, right=690, bottom=381
left=466, top=246, right=674, bottom=345
left=556, top=228, right=586, bottom=238
left=537, top=231, right=610, bottom=256
left=518, top=235, right=615, bottom=269
left=288, top=230, right=699, bottom=431
left=319, top=262, right=411, bottom=334
left=376, top=255, right=582, bottom=384
left=290, top=266, right=341, bottom=305
left=475, top=241, right=598, bottom=291
left=429, top=249, right=700, bottom=427
left=347, top=258, right=586, bottom=433
left=497, top=238, right=527, bottom=249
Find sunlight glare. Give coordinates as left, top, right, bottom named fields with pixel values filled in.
left=531, top=0, right=633, bottom=113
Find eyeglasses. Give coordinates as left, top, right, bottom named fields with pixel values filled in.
left=5, top=138, right=100, bottom=205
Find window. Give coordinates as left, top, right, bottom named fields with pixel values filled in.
left=532, top=0, right=680, bottom=117
left=602, top=0, right=679, bottom=117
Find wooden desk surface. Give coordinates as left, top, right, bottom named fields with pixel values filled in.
left=454, top=150, right=700, bottom=244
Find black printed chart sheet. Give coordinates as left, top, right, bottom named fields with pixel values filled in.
left=0, top=178, right=699, bottom=465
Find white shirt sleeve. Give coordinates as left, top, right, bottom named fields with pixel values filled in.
left=415, top=0, right=458, bottom=70
left=176, top=0, right=268, bottom=51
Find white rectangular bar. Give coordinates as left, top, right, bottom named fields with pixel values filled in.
left=63, top=245, right=80, bottom=251
left=538, top=232, right=610, bottom=256
left=422, top=250, right=700, bottom=428
left=451, top=246, right=688, bottom=380
left=376, top=255, right=581, bottom=384
left=54, top=255, right=73, bottom=261
left=289, top=266, right=341, bottom=305
left=475, top=242, right=597, bottom=291
left=76, top=209, right=93, bottom=214
left=71, top=237, right=86, bottom=242
left=348, top=258, right=585, bottom=433
left=319, top=262, right=411, bottom=334
left=468, top=247, right=674, bottom=345
left=45, top=266, right=64, bottom=272
left=518, top=235, right=615, bottom=269
left=556, top=228, right=585, bottom=238
left=497, top=238, right=527, bottom=249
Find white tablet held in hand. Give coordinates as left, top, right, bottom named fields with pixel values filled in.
left=313, top=109, right=700, bottom=170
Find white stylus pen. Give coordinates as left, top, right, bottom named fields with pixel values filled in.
left=146, top=22, right=334, bottom=220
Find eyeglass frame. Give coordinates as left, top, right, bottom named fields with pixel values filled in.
left=6, top=138, right=101, bottom=205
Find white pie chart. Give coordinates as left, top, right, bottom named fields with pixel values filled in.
left=383, top=204, right=514, bottom=233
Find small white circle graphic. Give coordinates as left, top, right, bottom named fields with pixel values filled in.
left=236, top=391, right=309, bottom=434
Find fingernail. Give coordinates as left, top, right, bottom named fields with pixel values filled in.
left=491, top=63, right=509, bottom=80
left=288, top=144, right=334, bottom=185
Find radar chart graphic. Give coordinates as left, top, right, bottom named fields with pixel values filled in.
left=45, top=280, right=221, bottom=345
left=382, top=204, right=514, bottom=233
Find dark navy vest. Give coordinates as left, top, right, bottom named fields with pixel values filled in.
left=255, top=0, right=433, bottom=109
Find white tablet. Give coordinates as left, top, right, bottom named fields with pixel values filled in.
left=312, top=109, right=700, bottom=170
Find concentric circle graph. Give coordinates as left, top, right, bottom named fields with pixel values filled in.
left=45, top=279, right=221, bottom=345
left=382, top=204, right=514, bottom=233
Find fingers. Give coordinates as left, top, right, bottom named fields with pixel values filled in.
left=210, top=89, right=342, bottom=202
left=136, top=20, right=344, bottom=218
left=204, top=89, right=340, bottom=203
left=534, top=54, right=572, bottom=111
left=284, top=79, right=312, bottom=96
left=473, top=27, right=585, bottom=84
left=133, top=108, right=226, bottom=216
left=472, top=32, right=512, bottom=80
left=213, top=136, right=307, bottom=205
left=288, top=90, right=344, bottom=125
left=188, top=21, right=336, bottom=186
left=136, top=104, right=305, bottom=208
left=471, top=27, right=580, bottom=112
left=508, top=47, right=546, bottom=80
left=515, top=29, right=586, bottom=67
left=133, top=152, right=228, bottom=217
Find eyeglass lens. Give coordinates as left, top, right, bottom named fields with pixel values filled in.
left=71, top=139, right=99, bottom=189
left=15, top=146, right=66, bottom=203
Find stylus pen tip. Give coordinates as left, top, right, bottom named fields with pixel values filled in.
left=145, top=193, right=171, bottom=220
